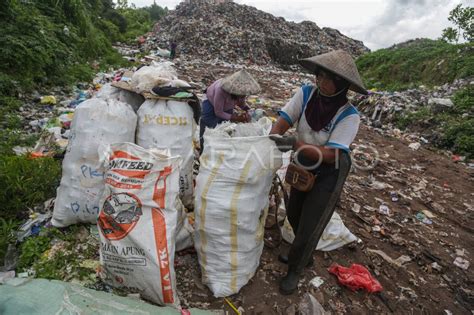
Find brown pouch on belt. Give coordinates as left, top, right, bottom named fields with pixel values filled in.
left=285, top=163, right=316, bottom=192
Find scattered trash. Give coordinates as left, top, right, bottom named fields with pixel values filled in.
left=309, top=276, right=325, bottom=289
left=421, top=210, right=436, bottom=219
left=408, top=142, right=421, bottom=150
left=390, top=191, right=399, bottom=202
left=224, top=297, right=241, bottom=315
left=453, top=257, right=470, bottom=270
left=378, top=204, right=391, bottom=216
left=367, top=249, right=411, bottom=268
left=352, top=203, right=361, bottom=213
left=299, top=293, right=326, bottom=315
left=40, top=95, right=57, bottom=105
left=416, top=212, right=433, bottom=225
left=328, top=263, right=383, bottom=293
left=17, top=212, right=52, bottom=242
left=431, top=262, right=442, bottom=272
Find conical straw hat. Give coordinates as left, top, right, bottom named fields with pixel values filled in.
left=221, top=69, right=261, bottom=95
left=299, top=50, right=368, bottom=95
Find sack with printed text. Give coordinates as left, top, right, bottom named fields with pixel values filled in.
left=52, top=99, right=137, bottom=227
left=98, top=142, right=181, bottom=307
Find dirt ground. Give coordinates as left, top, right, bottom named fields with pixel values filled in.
left=171, top=60, right=473, bottom=314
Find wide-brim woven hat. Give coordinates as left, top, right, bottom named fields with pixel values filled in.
left=221, top=69, right=261, bottom=95
left=299, top=50, right=368, bottom=95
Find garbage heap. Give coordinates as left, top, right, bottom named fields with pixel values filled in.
left=148, top=0, right=369, bottom=67
left=351, top=78, right=472, bottom=142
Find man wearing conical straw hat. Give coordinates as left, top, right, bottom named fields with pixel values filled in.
left=270, top=50, right=368, bottom=295
left=199, top=69, right=261, bottom=150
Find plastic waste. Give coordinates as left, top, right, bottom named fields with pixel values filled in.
left=309, top=276, right=325, bottom=289
left=40, top=95, right=57, bottom=105
left=0, top=279, right=211, bottom=314
left=299, top=293, right=326, bottom=315
left=328, top=263, right=383, bottom=293
left=416, top=212, right=433, bottom=225
left=453, top=257, right=470, bottom=270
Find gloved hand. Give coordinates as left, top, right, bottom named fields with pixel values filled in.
left=269, top=135, right=297, bottom=152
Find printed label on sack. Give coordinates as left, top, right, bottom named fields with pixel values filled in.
left=98, top=193, right=143, bottom=241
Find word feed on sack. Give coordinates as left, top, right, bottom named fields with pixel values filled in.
left=98, top=143, right=181, bottom=307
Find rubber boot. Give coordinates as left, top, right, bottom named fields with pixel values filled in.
left=279, top=266, right=300, bottom=295
left=278, top=253, right=313, bottom=267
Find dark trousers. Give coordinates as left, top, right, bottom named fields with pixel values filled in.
left=199, top=99, right=232, bottom=152
left=287, top=151, right=352, bottom=272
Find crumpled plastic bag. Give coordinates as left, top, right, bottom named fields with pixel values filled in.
left=328, top=263, right=383, bottom=293
left=131, top=64, right=177, bottom=93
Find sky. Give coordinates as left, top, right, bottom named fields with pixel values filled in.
left=129, top=0, right=473, bottom=50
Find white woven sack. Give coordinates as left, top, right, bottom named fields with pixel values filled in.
left=136, top=99, right=195, bottom=209
left=194, top=118, right=282, bottom=297
left=96, top=83, right=145, bottom=112
left=52, top=99, right=136, bottom=227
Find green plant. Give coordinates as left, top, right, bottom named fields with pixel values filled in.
left=0, top=156, right=61, bottom=221
left=0, top=218, right=19, bottom=262
left=393, top=87, right=473, bottom=158
left=441, top=4, right=473, bottom=43
left=356, top=39, right=474, bottom=91
left=17, top=234, right=51, bottom=271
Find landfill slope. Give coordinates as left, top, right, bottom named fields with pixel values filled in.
left=150, top=0, right=369, bottom=67
left=172, top=63, right=473, bottom=314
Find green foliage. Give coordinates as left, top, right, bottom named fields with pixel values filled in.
left=441, top=4, right=473, bottom=43
left=118, top=7, right=153, bottom=43
left=0, top=156, right=61, bottom=220
left=395, top=87, right=474, bottom=158
left=0, top=0, right=168, bottom=97
left=356, top=39, right=474, bottom=91
left=147, top=1, right=168, bottom=21
left=17, top=234, right=52, bottom=271
left=18, top=226, right=98, bottom=282
left=0, top=218, right=19, bottom=262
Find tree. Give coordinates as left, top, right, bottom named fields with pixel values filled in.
left=147, top=1, right=168, bottom=21
left=441, top=4, right=473, bottom=43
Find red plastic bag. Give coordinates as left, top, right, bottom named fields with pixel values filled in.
left=328, top=263, right=383, bottom=293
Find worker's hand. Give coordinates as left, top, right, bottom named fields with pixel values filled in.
left=243, top=112, right=251, bottom=122
left=269, top=135, right=297, bottom=152
left=230, top=113, right=249, bottom=123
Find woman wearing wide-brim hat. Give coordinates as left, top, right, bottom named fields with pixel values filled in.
left=269, top=50, right=368, bottom=295
left=199, top=69, right=261, bottom=151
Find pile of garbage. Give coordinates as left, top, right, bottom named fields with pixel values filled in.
left=148, top=0, right=369, bottom=67
left=351, top=78, right=473, bottom=152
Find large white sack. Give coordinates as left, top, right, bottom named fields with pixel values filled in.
left=281, top=211, right=358, bottom=251
left=194, top=118, right=282, bottom=297
left=52, top=99, right=137, bottom=227
left=97, top=142, right=181, bottom=308
left=136, top=99, right=195, bottom=209
left=96, top=83, right=145, bottom=112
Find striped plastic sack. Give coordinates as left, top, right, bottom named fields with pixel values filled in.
left=194, top=118, right=282, bottom=297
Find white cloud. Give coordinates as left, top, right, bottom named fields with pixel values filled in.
left=128, top=0, right=473, bottom=50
